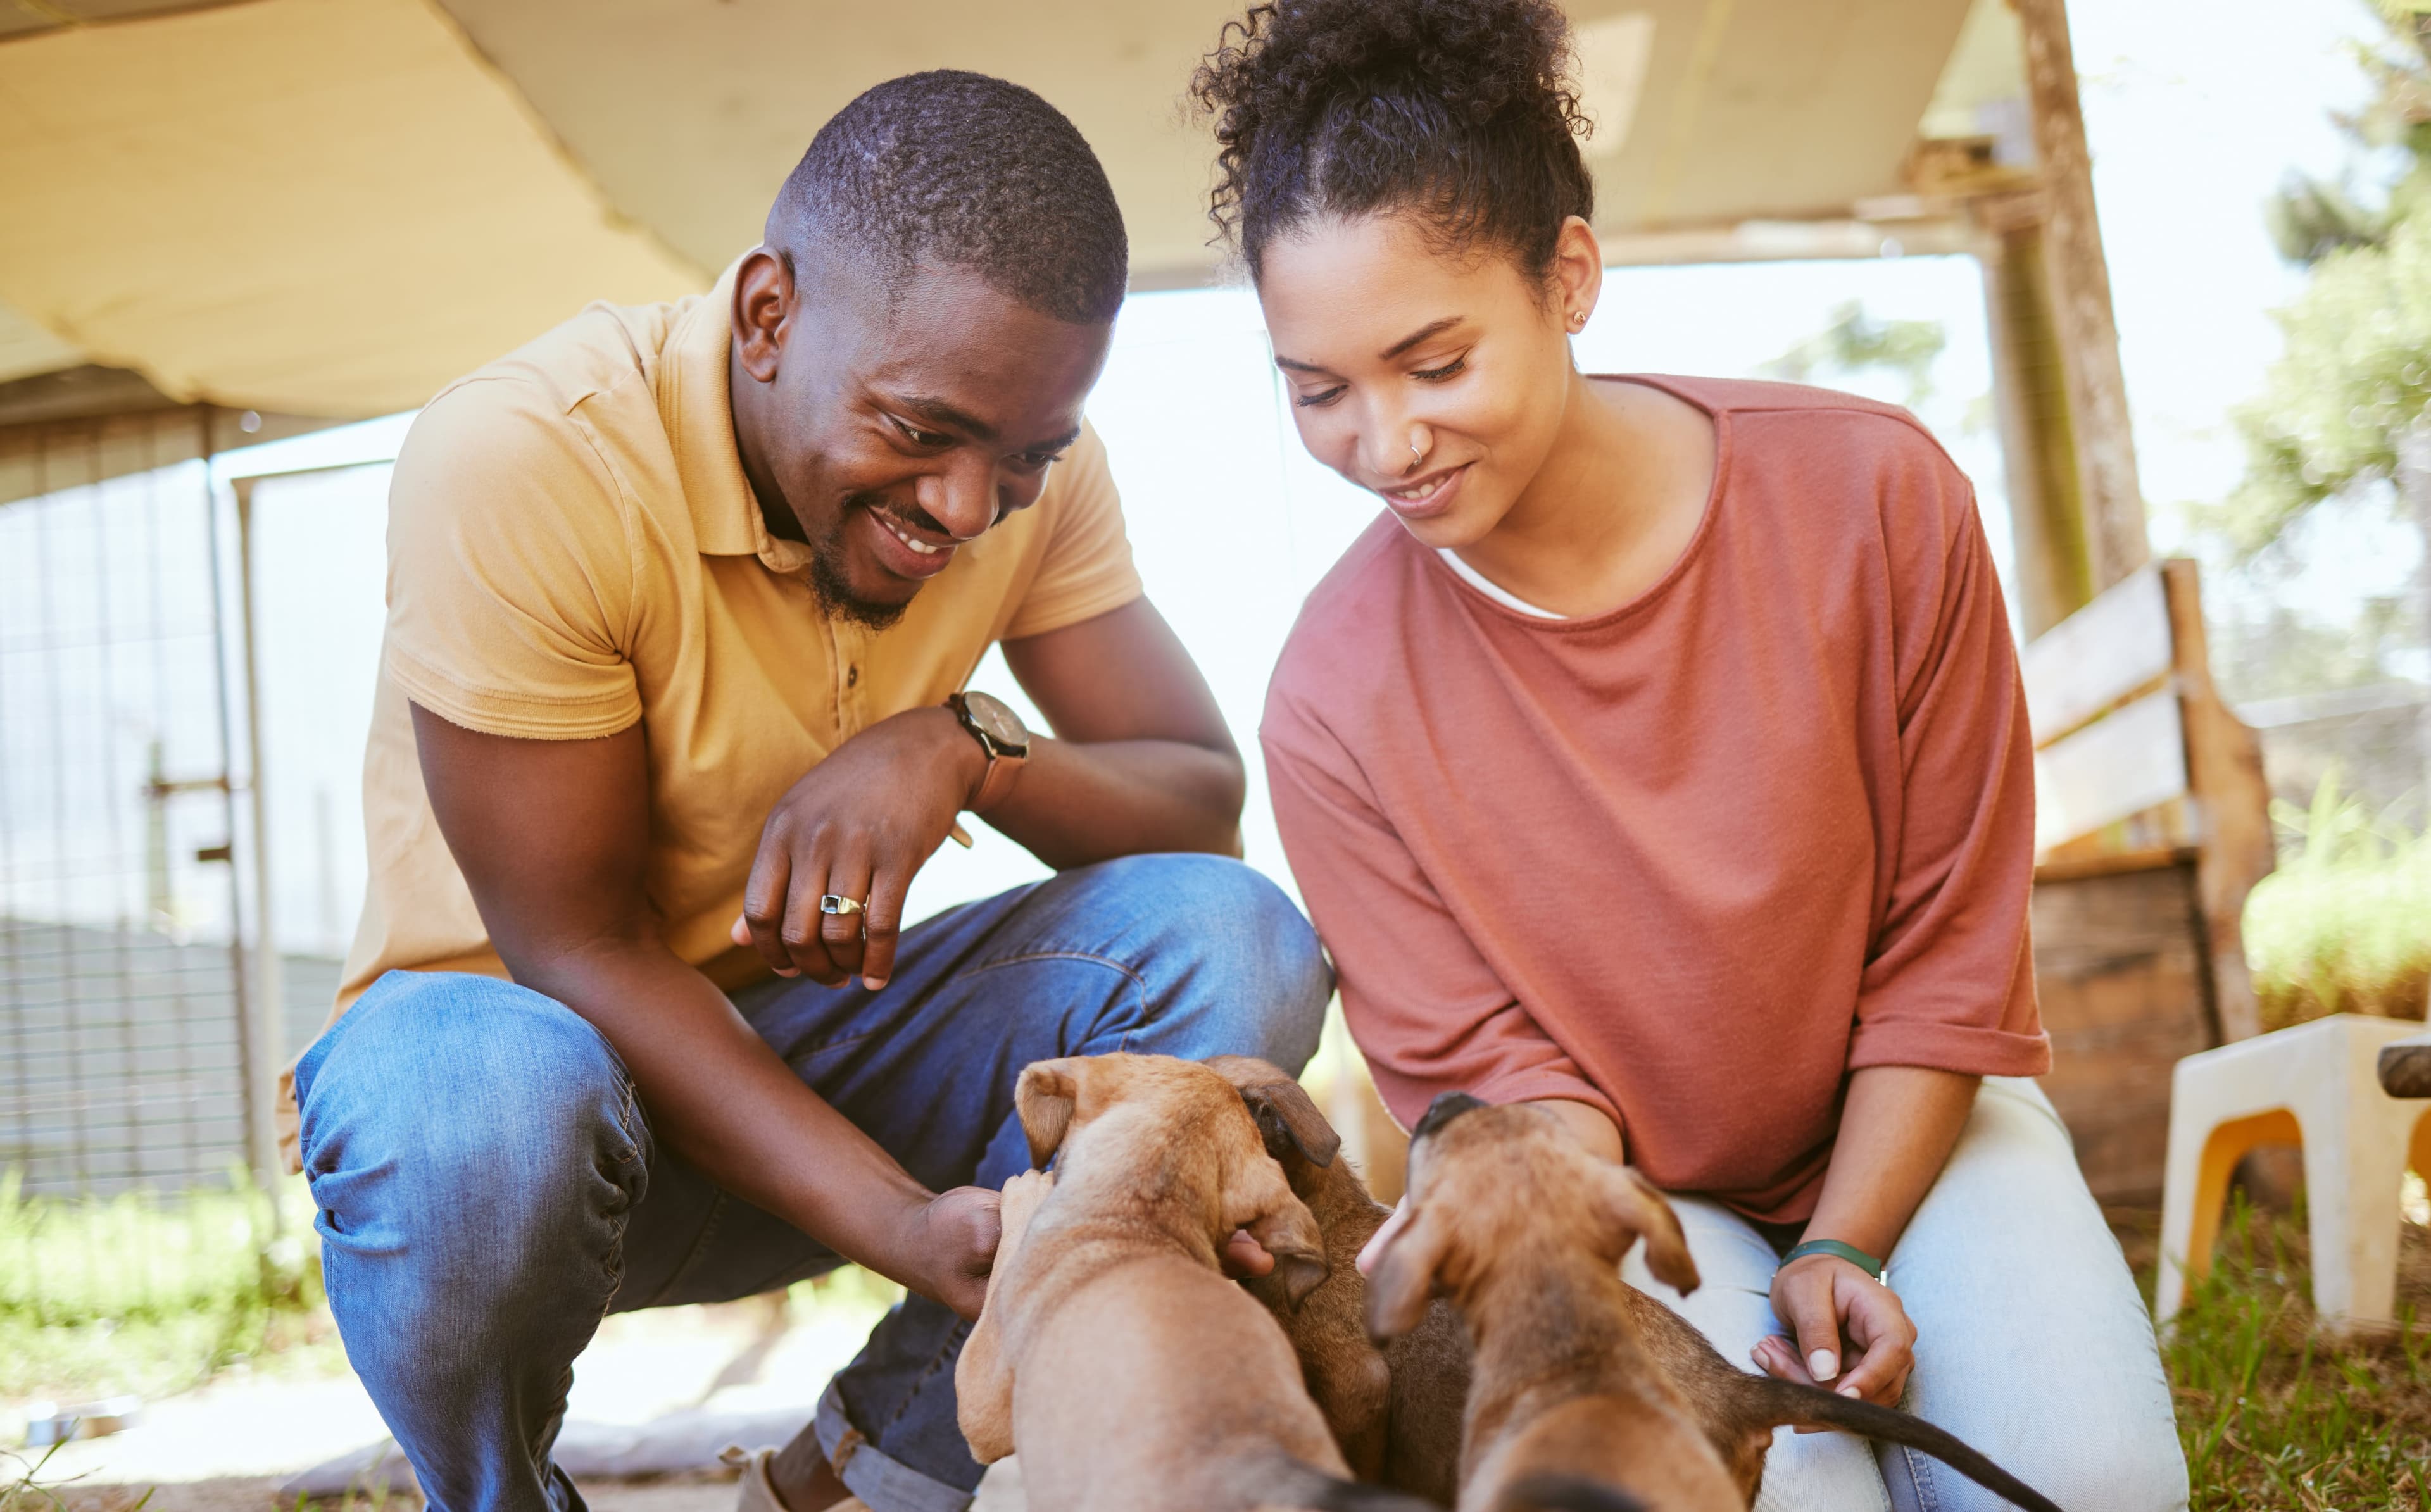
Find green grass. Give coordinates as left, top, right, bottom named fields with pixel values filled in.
left=0, top=1168, right=336, bottom=1407
left=1, top=1087, right=2423, bottom=1511
left=2137, top=1194, right=2431, bottom=1511
left=2246, top=772, right=2431, bottom=1030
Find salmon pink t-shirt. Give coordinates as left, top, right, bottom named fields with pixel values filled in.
left=1261, top=377, right=2050, bottom=1222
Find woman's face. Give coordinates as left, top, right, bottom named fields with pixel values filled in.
left=1257, top=212, right=1596, bottom=548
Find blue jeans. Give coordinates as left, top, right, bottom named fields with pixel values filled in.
left=1621, top=1079, right=2190, bottom=1512
left=293, top=855, right=1330, bottom=1512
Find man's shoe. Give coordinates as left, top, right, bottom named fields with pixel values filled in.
left=721, top=1444, right=869, bottom=1512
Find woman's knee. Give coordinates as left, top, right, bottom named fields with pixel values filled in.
left=1899, top=1415, right=2187, bottom=1512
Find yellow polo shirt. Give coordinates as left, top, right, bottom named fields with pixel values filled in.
left=278, top=267, right=1140, bottom=1167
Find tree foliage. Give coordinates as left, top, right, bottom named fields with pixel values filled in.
left=2213, top=2, right=2431, bottom=558
left=2212, top=211, right=2431, bottom=554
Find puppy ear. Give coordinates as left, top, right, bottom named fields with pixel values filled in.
left=1015, top=1059, right=1084, bottom=1170
left=1364, top=1209, right=1448, bottom=1342
left=1243, top=1082, right=1341, bottom=1170
left=1595, top=1165, right=1700, bottom=1296
left=1219, top=1115, right=1335, bottom=1306
left=1410, top=1090, right=1488, bottom=1143
left=1247, top=1192, right=1332, bottom=1308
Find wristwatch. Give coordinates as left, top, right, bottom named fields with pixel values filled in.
left=946, top=690, right=1030, bottom=813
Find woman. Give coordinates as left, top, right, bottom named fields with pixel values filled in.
left=1192, top=3, right=2189, bottom=1509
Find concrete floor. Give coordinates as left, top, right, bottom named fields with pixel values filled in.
left=13, top=1292, right=991, bottom=1510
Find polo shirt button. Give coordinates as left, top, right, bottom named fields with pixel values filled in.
left=846, top=665, right=858, bottom=688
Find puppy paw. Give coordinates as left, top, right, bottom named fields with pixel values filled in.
left=999, top=1168, right=1056, bottom=1240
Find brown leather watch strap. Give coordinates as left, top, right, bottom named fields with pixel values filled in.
left=970, top=745, right=1024, bottom=812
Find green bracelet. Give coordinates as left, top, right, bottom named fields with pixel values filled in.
left=1781, top=1238, right=1885, bottom=1280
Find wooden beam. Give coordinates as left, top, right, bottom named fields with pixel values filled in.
left=2013, top=0, right=2151, bottom=594
left=1976, top=196, right=2095, bottom=637
left=1593, top=216, right=1977, bottom=268
left=2161, top=559, right=2275, bottom=1042
left=0, top=379, right=336, bottom=508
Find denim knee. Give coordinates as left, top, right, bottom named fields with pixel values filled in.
left=299, top=971, right=648, bottom=1328
left=1065, top=854, right=1331, bottom=1073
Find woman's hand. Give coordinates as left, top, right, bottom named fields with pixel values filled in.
left=1756, top=1251, right=1916, bottom=1411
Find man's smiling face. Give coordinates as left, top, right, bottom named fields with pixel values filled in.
left=730, top=246, right=1114, bottom=628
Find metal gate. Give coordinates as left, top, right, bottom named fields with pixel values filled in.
left=0, top=408, right=270, bottom=1197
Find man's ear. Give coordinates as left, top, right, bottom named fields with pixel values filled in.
left=1015, top=1059, right=1085, bottom=1170
left=1364, top=1208, right=1449, bottom=1342
left=1595, top=1165, right=1700, bottom=1296
left=729, top=244, right=793, bottom=384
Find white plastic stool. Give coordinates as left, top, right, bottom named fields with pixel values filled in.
left=2156, top=1014, right=2431, bottom=1333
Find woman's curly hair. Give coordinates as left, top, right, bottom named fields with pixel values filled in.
left=1190, top=0, right=1594, bottom=286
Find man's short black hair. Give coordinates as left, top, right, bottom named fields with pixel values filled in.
left=777, top=70, right=1129, bottom=325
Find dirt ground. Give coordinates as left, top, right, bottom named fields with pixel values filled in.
left=46, top=1475, right=741, bottom=1512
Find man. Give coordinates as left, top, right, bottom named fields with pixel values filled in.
left=287, top=72, right=1329, bottom=1512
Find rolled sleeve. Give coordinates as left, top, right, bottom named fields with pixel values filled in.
left=1848, top=494, right=2051, bottom=1078
left=382, top=380, right=643, bottom=741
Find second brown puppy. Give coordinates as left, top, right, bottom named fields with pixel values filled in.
left=1210, top=1055, right=1471, bottom=1505
left=1368, top=1094, right=2066, bottom=1512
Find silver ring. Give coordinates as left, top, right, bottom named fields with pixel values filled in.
left=819, top=894, right=865, bottom=917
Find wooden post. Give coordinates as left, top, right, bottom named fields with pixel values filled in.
left=2161, top=559, right=2274, bottom=1043
left=1977, top=193, right=2095, bottom=637
left=2013, top=0, right=2151, bottom=595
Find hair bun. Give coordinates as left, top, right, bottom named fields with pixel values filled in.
left=1269, top=0, right=1574, bottom=127
left=1193, top=0, right=1593, bottom=280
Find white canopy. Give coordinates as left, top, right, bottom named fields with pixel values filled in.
left=0, top=0, right=2020, bottom=421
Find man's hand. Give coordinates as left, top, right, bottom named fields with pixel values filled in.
left=734, top=707, right=984, bottom=991
left=901, top=1185, right=1003, bottom=1321
left=1756, top=1252, right=1917, bottom=1413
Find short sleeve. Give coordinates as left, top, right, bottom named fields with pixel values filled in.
left=1003, top=422, right=1143, bottom=640
left=1261, top=683, right=1619, bottom=1134
left=1846, top=456, right=2050, bottom=1077
left=381, top=379, right=642, bottom=740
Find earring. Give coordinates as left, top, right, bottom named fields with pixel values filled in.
left=1569, top=309, right=1588, bottom=330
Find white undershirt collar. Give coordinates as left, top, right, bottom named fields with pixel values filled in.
left=1437, top=549, right=1569, bottom=620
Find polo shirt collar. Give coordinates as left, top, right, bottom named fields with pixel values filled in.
left=662, top=259, right=817, bottom=576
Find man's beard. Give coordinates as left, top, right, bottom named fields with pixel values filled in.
left=807, top=499, right=910, bottom=632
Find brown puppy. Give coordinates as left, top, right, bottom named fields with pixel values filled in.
left=1210, top=1055, right=1471, bottom=1504
left=1369, top=1094, right=2065, bottom=1512
left=1210, top=1058, right=1837, bottom=1508
left=953, top=1053, right=1436, bottom=1512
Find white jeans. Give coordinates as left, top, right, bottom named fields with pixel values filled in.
left=1619, top=1078, right=2190, bottom=1512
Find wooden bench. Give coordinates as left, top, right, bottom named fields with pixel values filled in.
left=2023, top=557, right=2277, bottom=1203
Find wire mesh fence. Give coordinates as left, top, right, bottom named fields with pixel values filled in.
left=0, top=412, right=260, bottom=1199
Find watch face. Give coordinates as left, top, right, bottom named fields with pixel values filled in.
left=961, top=691, right=1029, bottom=752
